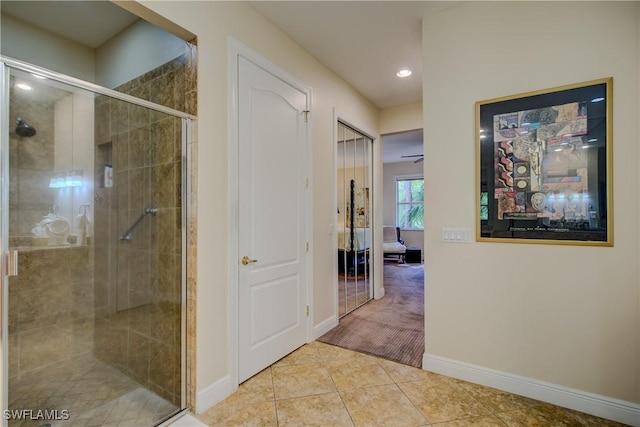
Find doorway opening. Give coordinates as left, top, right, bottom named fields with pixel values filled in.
left=319, top=128, right=425, bottom=368
left=230, top=40, right=312, bottom=384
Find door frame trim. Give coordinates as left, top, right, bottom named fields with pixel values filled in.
left=228, top=38, right=313, bottom=386
left=332, top=109, right=383, bottom=321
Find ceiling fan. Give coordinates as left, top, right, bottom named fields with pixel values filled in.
left=400, top=154, right=424, bottom=163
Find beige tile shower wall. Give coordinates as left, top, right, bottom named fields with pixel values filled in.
left=8, top=77, right=96, bottom=384
left=93, top=50, right=196, bottom=406
left=9, top=94, right=55, bottom=238
left=8, top=246, right=94, bottom=380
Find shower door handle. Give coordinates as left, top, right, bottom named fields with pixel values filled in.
left=3, top=250, right=18, bottom=277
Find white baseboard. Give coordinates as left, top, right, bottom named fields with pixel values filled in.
left=422, top=353, right=640, bottom=427
left=375, top=286, right=385, bottom=299
left=313, top=315, right=338, bottom=339
left=195, top=375, right=237, bottom=415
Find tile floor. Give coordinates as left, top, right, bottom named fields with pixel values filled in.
left=198, top=341, right=627, bottom=427
left=8, top=354, right=179, bottom=427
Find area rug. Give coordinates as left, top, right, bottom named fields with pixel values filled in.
left=318, top=262, right=424, bottom=368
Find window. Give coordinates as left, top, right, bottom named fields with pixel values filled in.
left=396, top=177, right=424, bottom=230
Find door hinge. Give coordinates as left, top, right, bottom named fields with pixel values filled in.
left=303, top=110, right=310, bottom=123
left=306, top=305, right=309, bottom=317
left=305, top=242, right=309, bottom=252
left=304, top=178, right=309, bottom=188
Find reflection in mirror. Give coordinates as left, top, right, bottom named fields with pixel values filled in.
left=337, top=122, right=373, bottom=317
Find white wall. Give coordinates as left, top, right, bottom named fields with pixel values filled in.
left=423, top=1, right=639, bottom=406
left=139, top=0, right=379, bottom=404
left=95, top=19, right=188, bottom=89
left=0, top=13, right=95, bottom=82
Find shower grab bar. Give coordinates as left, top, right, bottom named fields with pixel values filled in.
left=119, top=207, right=158, bottom=242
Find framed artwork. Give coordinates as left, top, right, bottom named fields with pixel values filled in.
left=476, top=78, right=613, bottom=246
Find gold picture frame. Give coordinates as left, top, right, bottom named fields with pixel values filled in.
left=476, top=78, right=613, bottom=246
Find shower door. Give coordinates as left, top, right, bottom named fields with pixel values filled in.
left=337, top=122, right=373, bottom=317
left=1, top=58, right=192, bottom=426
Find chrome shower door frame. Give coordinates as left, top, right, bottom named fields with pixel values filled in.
left=0, top=56, right=195, bottom=425
left=0, top=57, right=11, bottom=425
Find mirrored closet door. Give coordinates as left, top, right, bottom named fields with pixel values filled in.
left=337, top=122, right=373, bottom=317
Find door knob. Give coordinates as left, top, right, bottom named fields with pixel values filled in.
left=242, top=256, right=258, bottom=265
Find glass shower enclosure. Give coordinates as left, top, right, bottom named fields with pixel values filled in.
left=0, top=57, right=192, bottom=426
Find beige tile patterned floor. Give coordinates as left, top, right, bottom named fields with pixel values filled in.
left=8, top=354, right=179, bottom=426
left=198, top=341, right=628, bottom=427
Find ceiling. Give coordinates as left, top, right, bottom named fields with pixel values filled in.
left=249, top=1, right=461, bottom=163
left=1, top=0, right=455, bottom=162
left=1, top=1, right=139, bottom=49
left=249, top=1, right=457, bottom=110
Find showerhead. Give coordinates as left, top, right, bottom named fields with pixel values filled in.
left=15, top=118, right=36, bottom=137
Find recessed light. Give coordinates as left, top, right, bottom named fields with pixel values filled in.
left=31, top=73, right=47, bottom=80
left=588, top=138, right=597, bottom=142
left=591, top=97, right=605, bottom=103
left=396, top=69, right=412, bottom=78
left=16, top=83, right=32, bottom=91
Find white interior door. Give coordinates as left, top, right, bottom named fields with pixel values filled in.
left=238, top=56, right=309, bottom=382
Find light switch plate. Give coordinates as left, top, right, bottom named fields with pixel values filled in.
left=442, top=227, right=471, bottom=243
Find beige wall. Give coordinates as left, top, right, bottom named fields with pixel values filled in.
left=423, top=1, right=639, bottom=404
left=53, top=92, right=95, bottom=238
left=0, top=13, right=95, bottom=82
left=140, top=1, right=379, bottom=398
left=380, top=101, right=422, bottom=135
left=95, top=19, right=187, bottom=89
